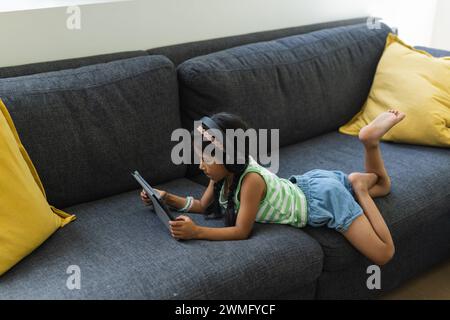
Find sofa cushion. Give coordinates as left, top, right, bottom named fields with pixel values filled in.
left=147, top=17, right=369, bottom=66
left=0, top=178, right=323, bottom=299
left=313, top=207, right=450, bottom=299
left=0, top=55, right=185, bottom=208
left=177, top=23, right=391, bottom=147
left=276, top=131, right=450, bottom=273
left=415, top=46, right=450, bottom=58
left=0, top=51, right=148, bottom=79
left=0, top=100, right=74, bottom=276
left=340, top=34, right=450, bottom=147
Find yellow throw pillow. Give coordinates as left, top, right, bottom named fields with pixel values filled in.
left=339, top=33, right=450, bottom=147
left=0, top=99, right=75, bottom=276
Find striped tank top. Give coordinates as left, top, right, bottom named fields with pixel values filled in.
left=219, top=156, right=308, bottom=228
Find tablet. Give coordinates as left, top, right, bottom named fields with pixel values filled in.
left=132, top=171, right=176, bottom=230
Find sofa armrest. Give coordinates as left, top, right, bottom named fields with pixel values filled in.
left=415, top=46, right=450, bottom=58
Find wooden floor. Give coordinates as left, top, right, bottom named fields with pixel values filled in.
left=381, top=258, right=450, bottom=300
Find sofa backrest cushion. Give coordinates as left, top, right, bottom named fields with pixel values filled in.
left=0, top=55, right=185, bottom=208
left=0, top=50, right=148, bottom=79
left=148, top=17, right=369, bottom=66
left=177, top=23, right=391, bottom=147
left=415, top=46, right=450, bottom=58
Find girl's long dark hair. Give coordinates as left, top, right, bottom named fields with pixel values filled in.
left=194, top=112, right=250, bottom=226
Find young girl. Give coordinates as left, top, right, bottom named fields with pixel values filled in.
left=141, top=110, right=405, bottom=265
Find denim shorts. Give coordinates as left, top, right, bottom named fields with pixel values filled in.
left=289, top=169, right=363, bottom=233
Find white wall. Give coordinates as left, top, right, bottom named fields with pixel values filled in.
left=0, top=0, right=125, bottom=13
left=0, top=0, right=446, bottom=68
left=368, top=0, right=438, bottom=47
left=432, top=0, right=450, bottom=50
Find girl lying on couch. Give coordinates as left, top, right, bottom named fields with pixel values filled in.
left=141, top=111, right=405, bottom=265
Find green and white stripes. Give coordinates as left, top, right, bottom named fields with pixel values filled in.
left=219, top=156, right=308, bottom=228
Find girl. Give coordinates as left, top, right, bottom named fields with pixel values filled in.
left=141, top=111, right=405, bottom=265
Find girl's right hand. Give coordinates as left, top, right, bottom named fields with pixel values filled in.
left=140, top=189, right=152, bottom=206
left=140, top=188, right=167, bottom=206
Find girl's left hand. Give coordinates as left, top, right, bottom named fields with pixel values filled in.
left=169, top=215, right=198, bottom=240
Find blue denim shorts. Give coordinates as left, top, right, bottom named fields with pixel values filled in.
left=289, top=169, right=363, bottom=233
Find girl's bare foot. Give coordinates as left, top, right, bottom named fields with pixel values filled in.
left=359, top=109, right=406, bottom=147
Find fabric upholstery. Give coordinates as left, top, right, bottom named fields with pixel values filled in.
left=1, top=18, right=448, bottom=300
left=148, top=17, right=369, bottom=66
left=177, top=23, right=391, bottom=147
left=0, top=100, right=74, bottom=275
left=415, top=46, right=450, bottom=58
left=0, top=56, right=185, bottom=208
left=276, top=131, right=450, bottom=298
left=0, top=51, right=148, bottom=79
left=340, top=34, right=450, bottom=147
left=0, top=179, right=323, bottom=299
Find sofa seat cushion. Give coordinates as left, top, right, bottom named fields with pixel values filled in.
left=0, top=55, right=185, bottom=208
left=0, top=178, right=323, bottom=299
left=276, top=131, right=450, bottom=271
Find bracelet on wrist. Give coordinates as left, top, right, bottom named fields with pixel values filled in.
left=178, top=196, right=193, bottom=212
left=186, top=196, right=194, bottom=212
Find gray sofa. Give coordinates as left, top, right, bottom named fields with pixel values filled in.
left=0, top=17, right=448, bottom=299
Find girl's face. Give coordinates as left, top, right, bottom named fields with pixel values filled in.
left=195, top=147, right=230, bottom=182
